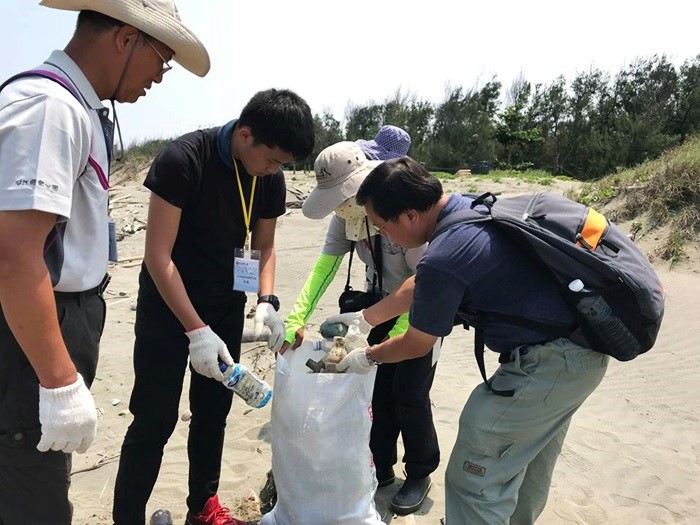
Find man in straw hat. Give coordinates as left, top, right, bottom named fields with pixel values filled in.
left=0, top=1, right=209, bottom=524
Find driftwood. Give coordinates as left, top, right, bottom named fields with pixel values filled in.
left=109, top=199, right=143, bottom=207
left=109, top=194, right=131, bottom=203
left=71, top=452, right=121, bottom=476
left=286, top=185, right=307, bottom=199
left=121, top=261, right=144, bottom=268
left=241, top=327, right=270, bottom=343
left=117, top=256, right=144, bottom=264
left=123, top=220, right=146, bottom=235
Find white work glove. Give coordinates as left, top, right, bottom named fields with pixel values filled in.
left=254, top=302, right=285, bottom=352
left=324, top=310, right=374, bottom=337
left=336, top=347, right=376, bottom=374
left=37, top=373, right=97, bottom=454
left=186, top=326, right=233, bottom=381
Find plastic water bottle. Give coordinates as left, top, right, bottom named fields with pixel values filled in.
left=310, top=338, right=334, bottom=353
left=568, top=279, right=642, bottom=360
left=219, top=362, right=272, bottom=408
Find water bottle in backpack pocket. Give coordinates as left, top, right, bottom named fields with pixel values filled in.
left=568, top=279, right=642, bottom=360
left=439, top=192, right=665, bottom=362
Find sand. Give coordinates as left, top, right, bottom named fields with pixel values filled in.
left=68, top=169, right=700, bottom=524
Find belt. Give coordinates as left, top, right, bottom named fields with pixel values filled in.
left=498, top=337, right=564, bottom=365
left=54, top=273, right=111, bottom=299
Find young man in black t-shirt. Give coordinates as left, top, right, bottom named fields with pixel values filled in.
left=112, top=89, right=314, bottom=525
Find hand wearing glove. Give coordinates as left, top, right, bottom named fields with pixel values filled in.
left=324, top=310, right=374, bottom=337
left=255, top=302, right=286, bottom=352
left=186, top=325, right=233, bottom=381
left=336, top=346, right=378, bottom=374
left=37, top=373, right=98, bottom=454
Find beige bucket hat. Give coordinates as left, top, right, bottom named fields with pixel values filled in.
left=302, top=142, right=381, bottom=220
left=40, top=0, right=210, bottom=77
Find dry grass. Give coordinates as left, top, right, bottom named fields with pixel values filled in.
left=568, top=135, right=700, bottom=265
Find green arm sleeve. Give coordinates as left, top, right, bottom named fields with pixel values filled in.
left=387, top=312, right=410, bottom=339
left=285, top=253, right=343, bottom=343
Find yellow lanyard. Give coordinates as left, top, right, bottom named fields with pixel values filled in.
left=233, top=158, right=257, bottom=249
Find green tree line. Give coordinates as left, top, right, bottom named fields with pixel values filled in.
left=303, top=54, right=700, bottom=180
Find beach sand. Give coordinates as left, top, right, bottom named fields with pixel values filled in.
left=69, top=169, right=700, bottom=524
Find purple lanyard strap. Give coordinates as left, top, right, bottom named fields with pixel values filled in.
left=0, top=69, right=110, bottom=190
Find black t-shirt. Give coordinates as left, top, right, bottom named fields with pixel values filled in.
left=139, top=125, right=286, bottom=305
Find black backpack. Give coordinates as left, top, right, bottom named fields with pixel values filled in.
left=433, top=192, right=665, bottom=396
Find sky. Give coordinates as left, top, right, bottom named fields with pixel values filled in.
left=2, top=0, right=697, bottom=146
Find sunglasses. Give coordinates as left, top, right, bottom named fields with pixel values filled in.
left=142, top=33, right=173, bottom=75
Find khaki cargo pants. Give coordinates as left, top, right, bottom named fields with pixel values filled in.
left=445, top=338, right=608, bottom=524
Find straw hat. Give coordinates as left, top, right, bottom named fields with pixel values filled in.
left=40, top=0, right=210, bottom=76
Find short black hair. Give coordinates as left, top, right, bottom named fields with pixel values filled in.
left=356, top=157, right=443, bottom=220
left=239, top=89, right=314, bottom=161
left=76, top=10, right=125, bottom=32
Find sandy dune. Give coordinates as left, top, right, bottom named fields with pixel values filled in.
left=69, top=169, right=700, bottom=524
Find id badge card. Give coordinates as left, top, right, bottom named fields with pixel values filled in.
left=108, top=219, right=118, bottom=262
left=233, top=248, right=260, bottom=293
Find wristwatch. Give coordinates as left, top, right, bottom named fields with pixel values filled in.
left=257, top=294, right=280, bottom=312
left=364, top=346, right=381, bottom=366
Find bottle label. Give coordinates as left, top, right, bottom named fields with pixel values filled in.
left=224, top=364, right=271, bottom=408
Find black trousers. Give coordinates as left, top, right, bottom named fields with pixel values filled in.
left=0, top=291, right=106, bottom=525
left=112, top=291, right=246, bottom=525
left=367, top=320, right=440, bottom=480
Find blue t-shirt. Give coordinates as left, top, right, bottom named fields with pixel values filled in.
left=410, top=194, right=575, bottom=352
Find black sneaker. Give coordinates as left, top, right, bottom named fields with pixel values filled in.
left=149, top=509, right=173, bottom=525
left=390, top=475, right=432, bottom=515
left=376, top=465, right=395, bottom=488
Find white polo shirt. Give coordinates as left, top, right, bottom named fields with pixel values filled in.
left=0, top=50, right=110, bottom=292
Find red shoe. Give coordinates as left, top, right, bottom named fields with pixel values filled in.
left=185, top=495, right=248, bottom=525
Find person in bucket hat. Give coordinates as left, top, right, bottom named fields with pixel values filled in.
left=356, top=125, right=412, bottom=161
left=282, top=138, right=441, bottom=515
left=0, top=2, right=208, bottom=524
left=301, top=141, right=381, bottom=220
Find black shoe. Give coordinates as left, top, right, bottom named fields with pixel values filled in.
left=390, top=475, right=432, bottom=515
left=149, top=509, right=173, bottom=525
left=376, top=465, right=395, bottom=488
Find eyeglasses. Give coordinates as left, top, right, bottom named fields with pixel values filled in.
left=142, top=33, right=172, bottom=75
left=374, top=219, right=389, bottom=233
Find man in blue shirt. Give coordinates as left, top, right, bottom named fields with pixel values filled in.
left=326, top=157, right=609, bottom=524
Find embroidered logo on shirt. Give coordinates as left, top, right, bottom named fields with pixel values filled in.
left=463, top=461, right=486, bottom=477
left=15, top=178, right=59, bottom=192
